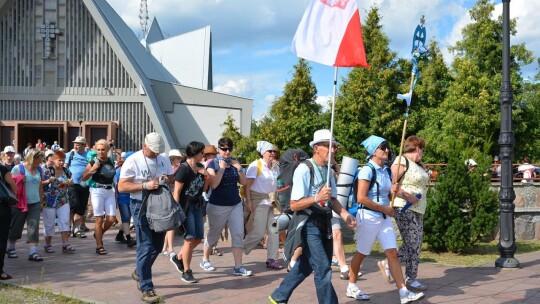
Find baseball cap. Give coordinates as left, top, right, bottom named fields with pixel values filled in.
left=145, top=132, right=165, bottom=154
left=3, top=146, right=15, bottom=153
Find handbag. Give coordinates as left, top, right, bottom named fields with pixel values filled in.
left=0, top=173, right=18, bottom=206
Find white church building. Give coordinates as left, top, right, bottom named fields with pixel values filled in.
left=0, top=0, right=252, bottom=152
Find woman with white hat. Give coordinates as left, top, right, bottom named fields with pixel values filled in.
left=243, top=140, right=282, bottom=269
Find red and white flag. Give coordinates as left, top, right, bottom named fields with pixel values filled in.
left=292, top=0, right=369, bottom=68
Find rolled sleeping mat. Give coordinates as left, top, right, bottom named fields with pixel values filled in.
left=270, top=213, right=292, bottom=234
left=336, top=156, right=359, bottom=209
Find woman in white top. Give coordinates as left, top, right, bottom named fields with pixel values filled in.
left=243, top=141, right=282, bottom=269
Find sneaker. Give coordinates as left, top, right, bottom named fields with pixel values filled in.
left=170, top=254, right=184, bottom=273
left=377, top=259, right=392, bottom=283
left=331, top=260, right=339, bottom=267
left=340, top=270, right=349, bottom=280
left=200, top=260, right=215, bottom=271
left=126, top=235, right=137, bottom=247
left=346, top=286, right=370, bottom=301
left=7, top=248, right=17, bottom=259
left=80, top=224, right=90, bottom=232
left=141, top=290, right=160, bottom=303
left=400, top=290, right=424, bottom=304
left=268, top=295, right=286, bottom=304
left=233, top=265, right=253, bottom=276
left=181, top=269, right=198, bottom=283
left=406, top=278, right=428, bottom=292
left=115, top=231, right=127, bottom=243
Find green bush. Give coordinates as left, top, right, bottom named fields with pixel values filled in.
left=424, top=149, right=499, bottom=253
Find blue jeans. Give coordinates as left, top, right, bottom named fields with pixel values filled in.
left=184, top=204, right=204, bottom=240
left=271, top=219, right=337, bottom=304
left=118, top=203, right=131, bottom=223
left=130, top=199, right=166, bottom=292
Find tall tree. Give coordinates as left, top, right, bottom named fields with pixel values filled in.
left=334, top=6, right=407, bottom=160
left=258, top=58, right=325, bottom=153
left=421, top=0, right=534, bottom=161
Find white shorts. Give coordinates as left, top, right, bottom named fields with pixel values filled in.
left=90, top=187, right=116, bottom=217
left=42, top=204, right=71, bottom=236
left=355, top=211, right=397, bottom=255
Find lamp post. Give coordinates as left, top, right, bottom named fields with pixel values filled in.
left=495, top=0, right=519, bottom=268
left=77, top=112, right=85, bottom=136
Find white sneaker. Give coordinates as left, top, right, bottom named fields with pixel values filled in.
left=346, top=286, right=370, bottom=301
left=406, top=278, right=428, bottom=291
left=400, top=290, right=424, bottom=304
left=199, top=260, right=215, bottom=271
left=233, top=265, right=253, bottom=276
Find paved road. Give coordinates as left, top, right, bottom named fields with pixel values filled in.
left=3, top=220, right=540, bottom=303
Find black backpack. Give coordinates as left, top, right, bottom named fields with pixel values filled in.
left=276, top=149, right=313, bottom=209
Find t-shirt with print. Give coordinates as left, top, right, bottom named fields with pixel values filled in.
left=119, top=150, right=173, bottom=201
left=357, top=160, right=392, bottom=218
left=175, top=162, right=205, bottom=210
left=245, top=159, right=278, bottom=206
left=392, top=156, right=429, bottom=214
left=43, top=174, right=70, bottom=209
left=11, top=164, right=42, bottom=204
left=207, top=158, right=241, bottom=207
left=66, top=150, right=88, bottom=185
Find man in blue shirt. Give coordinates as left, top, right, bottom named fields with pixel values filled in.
left=269, top=129, right=356, bottom=304
left=65, top=136, right=89, bottom=238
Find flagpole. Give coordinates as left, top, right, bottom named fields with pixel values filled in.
left=326, top=66, right=339, bottom=187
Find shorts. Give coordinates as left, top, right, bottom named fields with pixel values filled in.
left=183, top=205, right=204, bottom=240
left=355, top=211, right=397, bottom=255
left=68, top=184, right=90, bottom=216
left=90, top=187, right=116, bottom=217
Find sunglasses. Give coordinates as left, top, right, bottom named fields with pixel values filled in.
left=220, top=147, right=232, bottom=152
left=378, top=142, right=390, bottom=151
left=318, top=143, right=339, bottom=149
left=267, top=150, right=277, bottom=154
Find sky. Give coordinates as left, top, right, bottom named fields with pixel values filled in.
left=107, top=0, right=540, bottom=120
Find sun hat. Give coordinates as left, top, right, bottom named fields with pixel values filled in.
left=169, top=149, right=183, bottom=158
left=361, top=135, right=386, bottom=160
left=73, top=136, right=87, bottom=145
left=256, top=141, right=276, bottom=155
left=203, top=145, right=218, bottom=155
left=309, top=129, right=340, bottom=148
left=144, top=132, right=165, bottom=154
left=465, top=159, right=478, bottom=167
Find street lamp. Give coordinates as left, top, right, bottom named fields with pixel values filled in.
left=496, top=0, right=519, bottom=268
left=77, top=112, right=85, bottom=136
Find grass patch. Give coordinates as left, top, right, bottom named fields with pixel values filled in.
left=344, top=240, right=540, bottom=267
left=0, top=283, right=90, bottom=304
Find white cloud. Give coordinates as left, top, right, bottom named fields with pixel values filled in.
left=213, top=79, right=252, bottom=96
left=316, top=95, right=332, bottom=112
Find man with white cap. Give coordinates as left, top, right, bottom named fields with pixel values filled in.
left=118, top=132, right=174, bottom=303
left=269, top=129, right=356, bottom=304
left=66, top=136, right=90, bottom=238
left=1, top=146, right=16, bottom=171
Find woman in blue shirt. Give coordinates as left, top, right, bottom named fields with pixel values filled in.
left=346, top=135, right=423, bottom=304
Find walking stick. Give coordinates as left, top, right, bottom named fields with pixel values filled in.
left=390, top=16, right=430, bottom=207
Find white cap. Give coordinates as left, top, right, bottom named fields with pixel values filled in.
left=169, top=149, right=182, bottom=158
left=309, top=129, right=340, bottom=148
left=465, top=159, right=477, bottom=167
left=45, top=150, right=54, bottom=158
left=144, top=132, right=165, bottom=154
left=3, top=146, right=15, bottom=153
left=14, top=154, right=22, bottom=159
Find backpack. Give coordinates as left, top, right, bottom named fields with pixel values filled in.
left=141, top=179, right=186, bottom=233
left=276, top=149, right=313, bottom=208
left=347, top=159, right=409, bottom=217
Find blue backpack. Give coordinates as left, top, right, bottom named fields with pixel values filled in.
left=347, top=160, right=409, bottom=217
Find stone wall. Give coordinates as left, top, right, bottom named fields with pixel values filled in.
left=503, top=182, right=540, bottom=240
